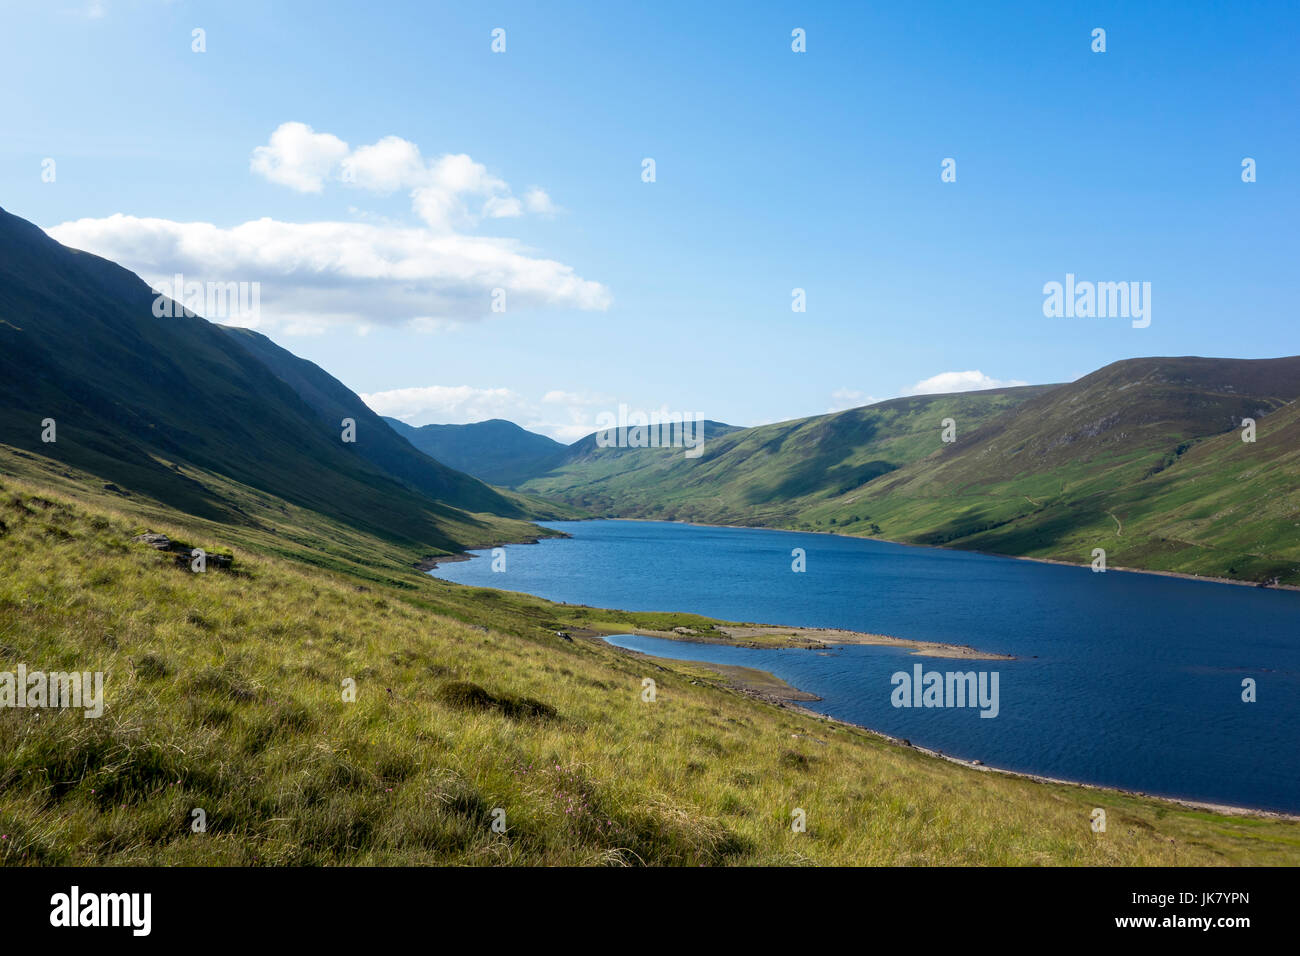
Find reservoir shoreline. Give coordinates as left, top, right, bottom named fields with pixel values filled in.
left=595, top=634, right=1300, bottom=822
left=428, top=518, right=1300, bottom=816
left=422, top=516, right=1299, bottom=591
left=599, top=516, right=1300, bottom=592
left=573, top=622, right=1014, bottom=660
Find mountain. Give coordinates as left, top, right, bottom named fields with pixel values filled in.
left=519, top=392, right=1048, bottom=524
left=384, top=418, right=567, bottom=488
left=2, top=209, right=1296, bottom=867
left=515, top=358, right=1300, bottom=583
left=222, top=330, right=526, bottom=517
left=561, top=420, right=743, bottom=461
left=0, top=205, right=544, bottom=554
left=839, top=356, right=1300, bottom=581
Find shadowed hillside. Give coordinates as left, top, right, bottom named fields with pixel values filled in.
left=384, top=417, right=568, bottom=488
left=0, top=206, right=546, bottom=554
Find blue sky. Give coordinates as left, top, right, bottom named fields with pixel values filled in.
left=2, top=0, right=1297, bottom=440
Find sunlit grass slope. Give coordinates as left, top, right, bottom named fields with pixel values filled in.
left=1, top=473, right=1297, bottom=866
left=521, top=389, right=1044, bottom=523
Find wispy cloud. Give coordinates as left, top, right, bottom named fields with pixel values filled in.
left=828, top=388, right=881, bottom=412
left=829, top=370, right=1028, bottom=412
left=900, top=370, right=1028, bottom=396
left=46, top=123, right=609, bottom=335
left=361, top=385, right=604, bottom=443
left=252, top=122, right=556, bottom=232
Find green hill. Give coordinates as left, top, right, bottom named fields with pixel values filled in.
left=827, top=356, right=1300, bottom=582
left=384, top=417, right=567, bottom=488
left=224, top=330, right=529, bottom=518
left=0, top=207, right=1296, bottom=866
left=3, top=467, right=1296, bottom=865
left=517, top=358, right=1300, bottom=584
left=0, top=206, right=547, bottom=556
left=520, top=390, right=1050, bottom=525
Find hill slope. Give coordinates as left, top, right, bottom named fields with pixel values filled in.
left=222, top=329, right=529, bottom=518
left=0, top=205, right=543, bottom=554
left=3, top=473, right=1295, bottom=864
left=384, top=417, right=567, bottom=488
left=842, top=356, right=1300, bottom=581
left=518, top=358, right=1300, bottom=583
left=520, top=390, right=1051, bottom=526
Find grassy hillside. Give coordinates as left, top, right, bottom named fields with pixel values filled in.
left=0, top=440, right=548, bottom=584
left=520, top=389, right=1050, bottom=525
left=2, top=467, right=1297, bottom=865
left=0, top=206, right=552, bottom=555
left=2, top=207, right=1295, bottom=865
left=519, top=358, right=1300, bottom=585
left=223, top=329, right=534, bottom=518
left=815, top=357, right=1300, bottom=583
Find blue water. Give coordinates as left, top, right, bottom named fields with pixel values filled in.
left=431, top=519, right=1300, bottom=812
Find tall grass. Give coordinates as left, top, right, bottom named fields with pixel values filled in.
left=1, top=479, right=1297, bottom=865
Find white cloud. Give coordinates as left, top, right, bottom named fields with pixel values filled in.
left=410, top=153, right=522, bottom=231
left=541, top=389, right=611, bottom=406
left=830, top=372, right=1028, bottom=411
left=360, top=385, right=529, bottom=425
left=250, top=122, right=349, bottom=193
left=363, top=385, right=608, bottom=443
left=47, top=124, right=608, bottom=335
left=524, top=188, right=558, bottom=215
left=341, top=135, right=426, bottom=193
left=248, top=124, right=546, bottom=231
left=900, top=370, right=1028, bottom=396
left=541, top=422, right=600, bottom=443
left=47, top=214, right=611, bottom=335
left=482, top=194, right=523, bottom=219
